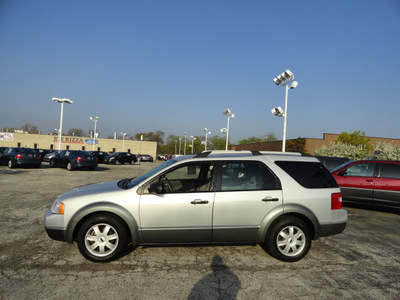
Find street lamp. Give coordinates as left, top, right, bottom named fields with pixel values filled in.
left=90, top=117, right=99, bottom=151
left=121, top=132, right=128, bottom=152
left=179, top=137, right=182, bottom=155
left=222, top=109, right=234, bottom=151
left=52, top=97, right=73, bottom=150
left=184, top=132, right=187, bottom=155
left=272, top=69, right=298, bottom=152
left=203, top=128, right=211, bottom=151
left=190, top=136, right=197, bottom=154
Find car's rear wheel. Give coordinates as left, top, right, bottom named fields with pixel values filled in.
left=266, top=217, right=311, bottom=262
left=77, top=214, right=128, bottom=262
left=115, top=160, right=120, bottom=165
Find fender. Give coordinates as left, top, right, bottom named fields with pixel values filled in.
left=257, top=203, right=321, bottom=244
left=65, top=202, right=140, bottom=245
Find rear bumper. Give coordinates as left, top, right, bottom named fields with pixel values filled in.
left=319, top=222, right=347, bottom=237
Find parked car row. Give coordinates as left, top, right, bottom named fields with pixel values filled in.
left=0, top=147, right=153, bottom=170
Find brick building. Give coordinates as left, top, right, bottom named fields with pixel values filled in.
left=230, top=133, right=400, bottom=154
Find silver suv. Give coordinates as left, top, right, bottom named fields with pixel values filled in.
left=44, top=150, right=347, bottom=262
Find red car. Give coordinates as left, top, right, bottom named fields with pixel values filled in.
left=331, top=160, right=400, bottom=209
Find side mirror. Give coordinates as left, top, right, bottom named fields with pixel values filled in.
left=149, top=182, right=164, bottom=194
left=338, top=170, right=347, bottom=176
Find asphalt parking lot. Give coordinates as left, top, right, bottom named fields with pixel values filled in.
left=0, top=162, right=399, bottom=300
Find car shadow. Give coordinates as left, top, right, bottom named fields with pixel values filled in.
left=187, top=255, right=241, bottom=300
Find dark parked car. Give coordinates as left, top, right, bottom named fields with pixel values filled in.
left=50, top=150, right=98, bottom=171
left=104, top=152, right=137, bottom=165
left=314, top=156, right=352, bottom=171
left=331, top=160, right=400, bottom=209
left=138, top=154, right=153, bottom=162
left=88, top=151, right=110, bottom=163
left=44, top=150, right=62, bottom=162
left=34, top=149, right=52, bottom=161
left=0, top=147, right=42, bottom=168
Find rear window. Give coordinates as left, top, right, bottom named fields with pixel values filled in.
left=379, top=163, right=400, bottom=179
left=275, top=161, right=338, bottom=188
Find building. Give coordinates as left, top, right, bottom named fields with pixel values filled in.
left=0, top=132, right=157, bottom=158
left=230, top=133, right=400, bottom=154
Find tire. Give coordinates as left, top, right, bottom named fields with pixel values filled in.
left=8, top=160, right=15, bottom=169
left=76, top=214, right=128, bottom=262
left=266, top=217, right=311, bottom=262
left=49, top=160, right=55, bottom=168
left=130, top=160, right=135, bottom=165
left=115, top=160, right=120, bottom=165
left=67, top=162, right=74, bottom=171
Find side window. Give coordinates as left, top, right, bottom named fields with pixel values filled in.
left=144, top=163, right=214, bottom=194
left=220, top=161, right=280, bottom=191
left=379, top=163, right=400, bottom=179
left=345, top=163, right=375, bottom=177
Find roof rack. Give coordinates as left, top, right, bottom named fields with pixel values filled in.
left=194, top=150, right=264, bottom=158
left=193, top=150, right=304, bottom=158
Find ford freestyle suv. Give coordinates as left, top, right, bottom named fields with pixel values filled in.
left=44, top=150, right=347, bottom=263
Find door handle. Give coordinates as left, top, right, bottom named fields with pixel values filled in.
left=190, top=199, right=209, bottom=205
left=262, top=197, right=279, bottom=202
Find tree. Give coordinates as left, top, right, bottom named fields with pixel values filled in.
left=373, top=142, right=400, bottom=161
left=209, top=135, right=226, bottom=150
left=67, top=128, right=86, bottom=137
left=237, top=132, right=278, bottom=145
left=336, top=130, right=372, bottom=151
left=315, top=141, right=368, bottom=160
left=135, top=130, right=165, bottom=147
left=286, top=138, right=306, bottom=153
left=21, top=123, right=39, bottom=134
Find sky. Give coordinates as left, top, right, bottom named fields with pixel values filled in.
left=1, top=0, right=400, bottom=143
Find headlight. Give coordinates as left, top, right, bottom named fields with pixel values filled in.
left=51, top=199, right=65, bottom=214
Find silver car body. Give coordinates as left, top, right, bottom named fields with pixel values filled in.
left=45, top=151, right=347, bottom=262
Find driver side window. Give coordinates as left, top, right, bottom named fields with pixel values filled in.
left=145, top=162, right=214, bottom=194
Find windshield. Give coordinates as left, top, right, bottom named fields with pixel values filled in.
left=127, top=159, right=178, bottom=188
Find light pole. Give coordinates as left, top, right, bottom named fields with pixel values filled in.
left=184, top=132, right=187, bottom=155
left=222, top=109, right=234, bottom=151
left=203, top=128, right=211, bottom=151
left=272, top=69, right=298, bottom=152
left=190, top=136, right=196, bottom=154
left=52, top=97, right=73, bottom=150
left=90, top=117, right=99, bottom=151
left=121, top=132, right=128, bottom=152
left=179, top=138, right=182, bottom=155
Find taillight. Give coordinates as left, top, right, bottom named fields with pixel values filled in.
left=16, top=154, right=22, bottom=159
left=76, top=157, right=82, bottom=162
left=95, top=158, right=98, bottom=162
left=331, top=193, right=342, bottom=210
left=38, top=155, right=42, bottom=159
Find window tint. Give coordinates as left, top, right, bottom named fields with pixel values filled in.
left=345, top=162, right=375, bottom=177
left=276, top=161, right=338, bottom=188
left=220, top=161, right=281, bottom=191
left=379, top=163, right=400, bottom=179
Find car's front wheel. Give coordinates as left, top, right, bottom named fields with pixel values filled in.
left=77, top=214, right=128, bottom=262
left=265, top=217, right=311, bottom=262
left=67, top=162, right=74, bottom=171
left=8, top=159, right=14, bottom=168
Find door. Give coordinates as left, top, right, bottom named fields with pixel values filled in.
left=373, top=162, right=400, bottom=207
left=335, top=162, right=376, bottom=204
left=213, top=161, right=283, bottom=242
left=139, top=162, right=215, bottom=243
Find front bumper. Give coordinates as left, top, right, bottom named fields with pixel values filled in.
left=44, top=209, right=67, bottom=242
